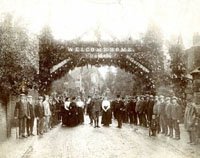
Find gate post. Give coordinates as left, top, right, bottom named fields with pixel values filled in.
left=191, top=68, right=200, bottom=104
left=191, top=67, right=200, bottom=139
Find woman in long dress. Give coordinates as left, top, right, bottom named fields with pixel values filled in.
left=62, top=97, right=71, bottom=126
left=101, top=97, right=112, bottom=126
left=68, top=97, right=79, bottom=127
left=76, top=96, right=85, bottom=124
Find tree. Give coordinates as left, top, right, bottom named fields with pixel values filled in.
left=0, top=13, right=38, bottom=101
left=38, top=26, right=54, bottom=94
left=168, top=37, right=187, bottom=98
left=142, top=22, right=167, bottom=92
left=103, top=68, right=135, bottom=96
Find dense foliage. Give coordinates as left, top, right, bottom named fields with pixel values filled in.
left=168, top=42, right=187, bottom=98
left=0, top=14, right=38, bottom=101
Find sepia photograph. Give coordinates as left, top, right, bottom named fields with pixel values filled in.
left=0, top=0, right=200, bottom=158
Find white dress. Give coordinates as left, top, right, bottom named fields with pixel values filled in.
left=64, top=101, right=70, bottom=110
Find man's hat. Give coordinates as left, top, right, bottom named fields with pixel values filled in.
left=116, top=94, right=120, bottom=98
left=172, top=96, right=178, bottom=100
left=20, top=93, right=26, bottom=97
left=187, top=98, right=193, bottom=102
left=38, top=96, right=43, bottom=100
left=149, top=95, right=154, bottom=98
left=159, top=95, right=164, bottom=99
left=186, top=94, right=193, bottom=101
left=72, top=96, right=76, bottom=100
left=165, top=97, right=170, bottom=101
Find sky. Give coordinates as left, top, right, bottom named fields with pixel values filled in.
left=0, top=0, right=200, bottom=48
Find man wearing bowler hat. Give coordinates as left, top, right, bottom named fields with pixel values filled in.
left=113, top=95, right=125, bottom=128
left=35, top=96, right=45, bottom=135
left=27, top=95, right=35, bottom=136
left=14, top=94, right=30, bottom=138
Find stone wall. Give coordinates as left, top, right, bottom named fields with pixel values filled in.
left=7, top=95, right=17, bottom=138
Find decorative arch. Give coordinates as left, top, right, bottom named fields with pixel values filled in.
left=38, top=38, right=158, bottom=95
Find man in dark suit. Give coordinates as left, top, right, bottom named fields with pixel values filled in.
left=92, top=94, right=102, bottom=128
left=147, top=95, right=155, bottom=125
left=14, top=94, right=30, bottom=138
left=35, top=96, right=45, bottom=135
left=127, top=97, right=137, bottom=124
left=113, top=95, right=125, bottom=128
left=27, top=95, right=35, bottom=136
left=49, top=96, right=56, bottom=128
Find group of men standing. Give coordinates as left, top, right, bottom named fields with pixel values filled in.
left=86, top=93, right=183, bottom=136
left=113, top=94, right=183, bottom=140
left=14, top=94, right=35, bottom=138
left=111, top=94, right=199, bottom=144
left=86, top=93, right=198, bottom=143
left=14, top=93, right=62, bottom=138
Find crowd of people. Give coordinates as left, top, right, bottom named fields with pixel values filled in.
left=14, top=94, right=68, bottom=137
left=14, top=93, right=200, bottom=145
